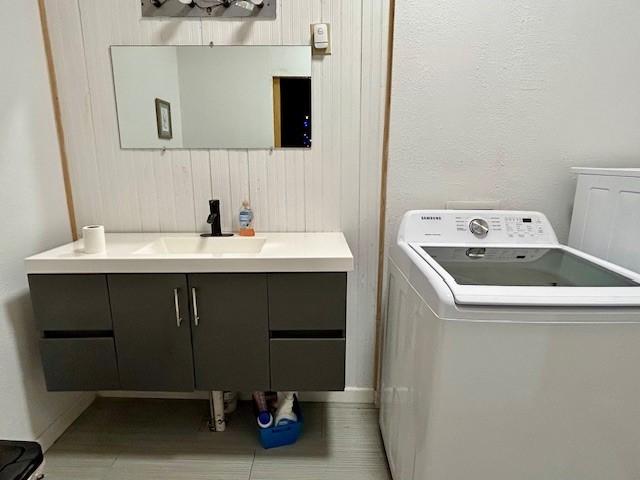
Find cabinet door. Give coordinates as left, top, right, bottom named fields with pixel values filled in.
left=108, top=274, right=194, bottom=391
left=189, top=274, right=269, bottom=391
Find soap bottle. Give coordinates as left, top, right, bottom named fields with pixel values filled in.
left=239, top=200, right=255, bottom=237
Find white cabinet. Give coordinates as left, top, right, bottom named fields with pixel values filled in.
left=569, top=167, right=640, bottom=273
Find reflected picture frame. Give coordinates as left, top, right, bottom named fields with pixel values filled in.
left=155, top=98, right=172, bottom=140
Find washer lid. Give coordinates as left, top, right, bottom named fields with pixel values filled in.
left=411, top=244, right=640, bottom=306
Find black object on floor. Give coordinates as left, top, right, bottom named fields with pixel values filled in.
left=0, top=441, right=43, bottom=480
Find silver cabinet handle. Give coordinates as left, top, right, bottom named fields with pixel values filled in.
left=192, top=287, right=200, bottom=327
left=174, top=288, right=183, bottom=327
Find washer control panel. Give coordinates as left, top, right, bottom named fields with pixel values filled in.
left=504, top=215, right=547, bottom=239
left=399, top=210, right=558, bottom=245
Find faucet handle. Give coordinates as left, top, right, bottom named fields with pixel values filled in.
left=202, top=198, right=231, bottom=237
left=208, top=200, right=220, bottom=224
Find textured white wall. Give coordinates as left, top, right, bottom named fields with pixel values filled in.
left=386, top=0, right=640, bottom=249
left=0, top=0, right=87, bottom=442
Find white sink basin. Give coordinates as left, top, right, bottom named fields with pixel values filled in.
left=134, top=236, right=266, bottom=255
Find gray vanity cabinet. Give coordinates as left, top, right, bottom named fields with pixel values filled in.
left=30, top=271, right=348, bottom=393
left=108, top=274, right=195, bottom=392
left=189, top=274, right=270, bottom=391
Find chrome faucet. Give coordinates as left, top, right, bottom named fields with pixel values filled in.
left=201, top=199, right=233, bottom=237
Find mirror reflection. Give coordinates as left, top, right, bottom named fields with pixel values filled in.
left=110, top=45, right=312, bottom=149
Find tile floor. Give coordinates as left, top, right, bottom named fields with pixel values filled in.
left=44, top=398, right=391, bottom=480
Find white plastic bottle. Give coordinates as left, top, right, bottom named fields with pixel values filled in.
left=239, top=200, right=255, bottom=236
left=275, top=392, right=298, bottom=426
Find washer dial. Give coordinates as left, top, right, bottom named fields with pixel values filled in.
left=469, top=218, right=489, bottom=238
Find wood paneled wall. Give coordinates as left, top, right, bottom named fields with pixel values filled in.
left=44, top=0, right=390, bottom=389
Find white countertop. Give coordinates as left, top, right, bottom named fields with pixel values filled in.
left=25, top=232, right=354, bottom=274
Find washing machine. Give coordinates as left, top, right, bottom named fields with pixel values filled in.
left=380, top=210, right=640, bottom=480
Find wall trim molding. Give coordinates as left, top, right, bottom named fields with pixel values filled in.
left=37, top=0, right=78, bottom=240
left=36, top=393, right=95, bottom=452
left=374, top=0, right=396, bottom=407
left=98, top=387, right=375, bottom=404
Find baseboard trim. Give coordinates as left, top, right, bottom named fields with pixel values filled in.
left=37, top=393, right=95, bottom=452
left=296, top=388, right=375, bottom=404
left=98, top=387, right=375, bottom=404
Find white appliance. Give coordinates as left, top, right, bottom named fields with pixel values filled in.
left=569, top=167, right=640, bottom=273
left=380, top=210, right=640, bottom=480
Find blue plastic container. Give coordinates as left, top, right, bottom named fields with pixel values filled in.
left=258, top=397, right=303, bottom=449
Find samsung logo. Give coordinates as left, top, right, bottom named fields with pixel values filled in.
left=421, top=216, right=442, bottom=221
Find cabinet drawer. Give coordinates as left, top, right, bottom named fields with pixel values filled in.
left=270, top=338, right=345, bottom=391
left=268, top=273, right=346, bottom=331
left=28, top=274, right=112, bottom=332
left=39, top=338, right=120, bottom=391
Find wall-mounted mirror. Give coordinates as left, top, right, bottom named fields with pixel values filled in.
left=110, top=45, right=312, bottom=150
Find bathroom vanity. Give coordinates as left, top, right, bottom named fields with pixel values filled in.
left=25, top=233, right=353, bottom=393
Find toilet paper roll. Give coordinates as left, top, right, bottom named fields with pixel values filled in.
left=82, top=225, right=106, bottom=254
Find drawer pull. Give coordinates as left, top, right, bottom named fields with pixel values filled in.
left=174, top=288, right=182, bottom=327
left=192, top=287, right=200, bottom=327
